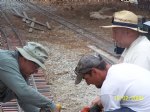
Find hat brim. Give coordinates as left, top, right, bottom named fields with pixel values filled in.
left=17, top=47, right=46, bottom=70
left=144, top=21, right=150, bottom=27
left=101, top=25, right=148, bottom=33
left=75, top=73, right=83, bottom=85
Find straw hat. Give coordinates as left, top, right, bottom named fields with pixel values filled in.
left=102, top=10, right=147, bottom=33
left=17, top=42, right=48, bottom=70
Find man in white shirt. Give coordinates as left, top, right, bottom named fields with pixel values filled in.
left=102, top=10, right=150, bottom=71
left=75, top=54, right=150, bottom=112
left=88, top=10, right=150, bottom=111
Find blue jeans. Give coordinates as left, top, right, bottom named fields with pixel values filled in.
left=105, top=107, right=135, bottom=112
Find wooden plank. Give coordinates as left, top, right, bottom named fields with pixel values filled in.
left=22, top=11, right=30, bottom=23
left=12, top=8, right=21, bottom=16
left=46, top=22, right=52, bottom=30
left=26, top=24, right=44, bottom=31
left=87, top=45, right=118, bottom=64
left=13, top=13, right=47, bottom=27
left=29, top=18, right=36, bottom=33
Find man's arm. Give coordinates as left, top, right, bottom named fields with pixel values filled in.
left=100, top=94, right=121, bottom=111
left=17, top=100, right=40, bottom=112
left=90, top=96, right=101, bottom=107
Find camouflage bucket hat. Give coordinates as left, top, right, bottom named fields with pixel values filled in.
left=16, top=42, right=48, bottom=70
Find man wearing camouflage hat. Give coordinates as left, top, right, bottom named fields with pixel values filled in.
left=0, top=42, right=59, bottom=112
left=75, top=54, right=150, bottom=112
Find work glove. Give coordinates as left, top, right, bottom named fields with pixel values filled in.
left=40, top=104, right=62, bottom=112
left=80, top=106, right=90, bottom=112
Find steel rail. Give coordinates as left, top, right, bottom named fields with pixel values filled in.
left=0, top=28, right=9, bottom=49
left=0, top=10, right=24, bottom=112
left=21, top=2, right=116, bottom=57
left=0, top=10, right=24, bottom=49
left=20, top=1, right=119, bottom=64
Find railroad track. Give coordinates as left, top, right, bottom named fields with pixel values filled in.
left=0, top=10, right=24, bottom=50
left=19, top=1, right=118, bottom=64
left=0, top=9, right=53, bottom=112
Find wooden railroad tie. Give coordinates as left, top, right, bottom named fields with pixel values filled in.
left=12, top=9, right=52, bottom=32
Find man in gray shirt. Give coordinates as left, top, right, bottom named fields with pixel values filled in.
left=0, top=42, right=59, bottom=112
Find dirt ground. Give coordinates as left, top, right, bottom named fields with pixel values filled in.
left=1, top=1, right=150, bottom=112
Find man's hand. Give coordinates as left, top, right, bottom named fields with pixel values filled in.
left=90, top=96, right=101, bottom=107
left=90, top=96, right=103, bottom=111
left=40, top=103, right=62, bottom=112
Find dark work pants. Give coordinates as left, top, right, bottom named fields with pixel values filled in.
left=105, top=107, right=136, bottom=112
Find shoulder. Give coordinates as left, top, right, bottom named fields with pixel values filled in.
left=135, top=36, right=150, bottom=48
left=101, top=63, right=142, bottom=94
left=101, top=64, right=127, bottom=92
left=0, top=50, right=19, bottom=69
left=107, top=63, right=141, bottom=80
left=0, top=50, right=17, bottom=61
left=125, top=36, right=150, bottom=56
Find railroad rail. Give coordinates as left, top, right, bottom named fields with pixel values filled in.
left=0, top=9, right=53, bottom=112
left=22, top=1, right=120, bottom=64
left=20, top=1, right=117, bottom=59
left=0, top=10, right=24, bottom=50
